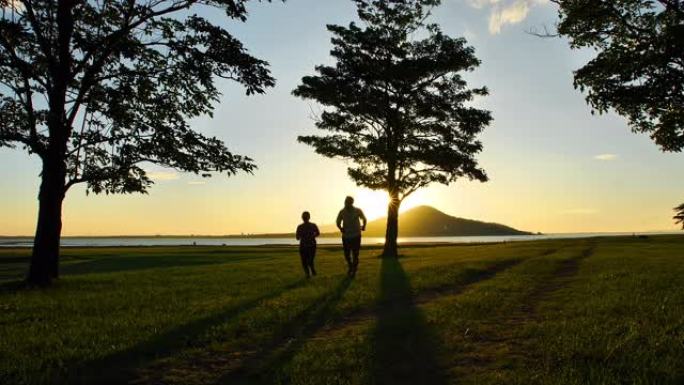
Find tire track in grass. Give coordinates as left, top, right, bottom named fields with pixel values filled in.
left=251, top=248, right=562, bottom=384
left=218, top=255, right=521, bottom=385
left=323, top=258, right=527, bottom=333
left=301, top=258, right=531, bottom=345
left=517, top=244, right=595, bottom=317
left=450, top=243, right=596, bottom=378
left=131, top=248, right=558, bottom=384
left=322, top=247, right=560, bottom=333
left=211, top=251, right=555, bottom=384
left=260, top=249, right=562, bottom=382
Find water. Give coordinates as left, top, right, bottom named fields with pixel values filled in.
left=0, top=232, right=676, bottom=248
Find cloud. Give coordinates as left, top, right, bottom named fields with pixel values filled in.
left=489, top=1, right=529, bottom=34
left=147, top=171, right=180, bottom=181
left=469, top=0, right=549, bottom=34
left=594, top=154, right=618, bottom=161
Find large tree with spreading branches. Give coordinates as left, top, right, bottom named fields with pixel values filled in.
left=293, top=0, right=491, bottom=257
left=0, top=0, right=278, bottom=285
left=544, top=0, right=684, bottom=227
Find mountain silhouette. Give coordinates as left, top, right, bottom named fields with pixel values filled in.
left=322, top=205, right=531, bottom=237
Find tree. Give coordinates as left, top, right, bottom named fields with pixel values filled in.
left=549, top=0, right=683, bottom=151
left=0, top=0, right=277, bottom=286
left=545, top=0, right=683, bottom=227
left=293, top=0, right=491, bottom=257
left=675, top=204, right=684, bottom=229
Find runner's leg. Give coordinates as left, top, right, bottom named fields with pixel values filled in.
left=351, top=236, right=361, bottom=275
left=299, top=247, right=311, bottom=277
left=342, top=237, right=353, bottom=274
left=306, top=246, right=316, bottom=275
left=309, top=247, right=317, bottom=276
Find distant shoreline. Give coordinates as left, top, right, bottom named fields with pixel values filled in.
left=0, top=234, right=302, bottom=239
left=3, top=231, right=682, bottom=239
left=0, top=233, right=682, bottom=250
left=0, top=232, right=539, bottom=239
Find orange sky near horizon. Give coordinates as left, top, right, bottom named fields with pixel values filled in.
left=1, top=0, right=683, bottom=237
left=1, top=150, right=680, bottom=237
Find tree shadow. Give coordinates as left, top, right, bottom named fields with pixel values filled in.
left=0, top=255, right=30, bottom=283
left=219, top=276, right=353, bottom=385
left=0, top=279, right=28, bottom=293
left=0, top=251, right=284, bottom=286
left=71, top=278, right=309, bottom=384
left=372, top=256, right=447, bottom=385
left=60, top=254, right=270, bottom=276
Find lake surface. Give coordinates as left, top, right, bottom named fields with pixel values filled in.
left=0, top=232, right=677, bottom=247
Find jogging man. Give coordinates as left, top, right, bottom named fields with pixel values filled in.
left=336, top=196, right=367, bottom=276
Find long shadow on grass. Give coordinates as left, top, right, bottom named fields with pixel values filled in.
left=71, top=278, right=309, bottom=385
left=61, top=254, right=275, bottom=276
left=218, top=276, right=353, bottom=385
left=371, top=256, right=448, bottom=385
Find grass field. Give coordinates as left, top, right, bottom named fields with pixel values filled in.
left=1, top=236, right=683, bottom=384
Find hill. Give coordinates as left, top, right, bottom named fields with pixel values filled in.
left=322, top=205, right=531, bottom=237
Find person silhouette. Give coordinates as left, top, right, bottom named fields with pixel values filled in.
left=336, top=196, right=367, bottom=277
left=296, top=211, right=320, bottom=278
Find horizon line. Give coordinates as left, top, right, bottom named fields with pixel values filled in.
left=1, top=230, right=680, bottom=238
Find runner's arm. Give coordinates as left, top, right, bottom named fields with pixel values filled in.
left=336, top=211, right=344, bottom=232
left=359, top=209, right=367, bottom=231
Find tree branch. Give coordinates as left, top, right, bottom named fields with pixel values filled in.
left=67, top=0, right=199, bottom=127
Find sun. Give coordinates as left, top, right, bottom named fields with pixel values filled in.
left=352, top=188, right=430, bottom=220
left=353, top=189, right=390, bottom=220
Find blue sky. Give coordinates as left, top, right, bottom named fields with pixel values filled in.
left=1, top=0, right=682, bottom=235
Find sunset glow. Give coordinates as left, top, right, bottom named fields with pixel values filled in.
left=0, top=0, right=682, bottom=236
left=352, top=189, right=430, bottom=221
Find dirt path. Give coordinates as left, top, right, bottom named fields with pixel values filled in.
left=449, top=244, right=596, bottom=379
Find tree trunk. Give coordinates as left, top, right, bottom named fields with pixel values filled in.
left=28, top=159, right=66, bottom=286
left=26, top=0, right=73, bottom=286
left=382, top=191, right=401, bottom=258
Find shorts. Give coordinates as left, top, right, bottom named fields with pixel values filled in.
left=342, top=236, right=361, bottom=254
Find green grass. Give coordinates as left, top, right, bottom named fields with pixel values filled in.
left=0, top=236, right=683, bottom=384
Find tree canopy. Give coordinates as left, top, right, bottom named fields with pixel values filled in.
left=550, top=0, right=684, bottom=152
left=0, top=0, right=277, bottom=284
left=548, top=0, right=684, bottom=228
left=293, top=0, right=491, bottom=256
left=0, top=0, right=274, bottom=194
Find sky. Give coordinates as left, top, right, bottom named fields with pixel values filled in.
left=1, top=0, right=683, bottom=236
